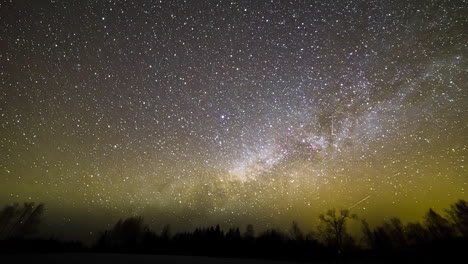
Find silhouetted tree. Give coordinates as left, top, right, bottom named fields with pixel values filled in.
left=0, top=202, right=44, bottom=239
left=424, top=209, right=453, bottom=240
left=17, top=203, right=44, bottom=238
left=0, top=203, right=19, bottom=238
left=108, top=216, right=146, bottom=248
left=318, top=209, right=357, bottom=253
left=244, top=224, right=255, bottom=240
left=226, top=227, right=241, bottom=241
left=95, top=230, right=109, bottom=249
left=372, top=225, right=393, bottom=249
left=446, top=199, right=468, bottom=236
left=382, top=218, right=407, bottom=248
left=289, top=221, right=304, bottom=241
left=362, top=218, right=434, bottom=249
left=8, top=202, right=35, bottom=238
left=161, top=224, right=171, bottom=240
left=257, top=228, right=288, bottom=244
left=361, top=219, right=375, bottom=249
left=305, top=231, right=317, bottom=241
left=405, top=222, right=430, bottom=245
left=141, top=228, right=159, bottom=251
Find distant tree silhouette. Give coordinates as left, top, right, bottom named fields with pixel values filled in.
left=361, top=219, right=375, bottom=249
left=100, top=216, right=147, bottom=249
left=318, top=209, right=357, bottom=253
left=160, top=224, right=171, bottom=241
left=361, top=202, right=466, bottom=251
left=243, top=224, right=255, bottom=240
left=289, top=221, right=304, bottom=241
left=364, top=217, right=408, bottom=249
left=446, top=199, right=468, bottom=236
left=425, top=208, right=453, bottom=240
left=17, top=203, right=44, bottom=238
left=226, top=227, right=241, bottom=241
left=382, top=218, right=407, bottom=248
left=141, top=228, right=158, bottom=246
left=304, top=230, right=317, bottom=242
left=95, top=230, right=109, bottom=250
left=257, top=228, right=288, bottom=245
left=7, top=202, right=34, bottom=238
left=0, top=203, right=18, bottom=237
left=405, top=222, right=431, bottom=245
left=84, top=199, right=468, bottom=262
left=0, top=202, right=44, bottom=239
left=372, top=225, right=393, bottom=249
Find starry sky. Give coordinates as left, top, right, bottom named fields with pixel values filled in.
left=1, top=0, right=467, bottom=241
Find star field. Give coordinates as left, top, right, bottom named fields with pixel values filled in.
left=0, top=0, right=467, bottom=240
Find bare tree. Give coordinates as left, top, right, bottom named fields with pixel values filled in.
left=16, top=203, right=44, bottom=238
left=424, top=208, right=453, bottom=240
left=446, top=199, right=468, bottom=236
left=0, top=202, right=44, bottom=239
left=318, top=209, right=357, bottom=253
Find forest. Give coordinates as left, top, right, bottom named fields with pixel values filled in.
left=1, top=200, right=467, bottom=263
left=0, top=200, right=468, bottom=262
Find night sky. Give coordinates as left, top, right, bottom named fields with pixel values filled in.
left=1, top=0, right=467, bottom=241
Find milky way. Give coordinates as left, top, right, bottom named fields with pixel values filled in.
left=0, top=1, right=467, bottom=240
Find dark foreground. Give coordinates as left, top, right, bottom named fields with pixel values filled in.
left=3, top=253, right=305, bottom=264
left=2, top=247, right=467, bottom=264
left=2, top=237, right=468, bottom=263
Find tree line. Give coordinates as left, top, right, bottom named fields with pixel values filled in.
left=1, top=199, right=467, bottom=261
left=361, top=200, right=468, bottom=249
left=92, top=199, right=468, bottom=261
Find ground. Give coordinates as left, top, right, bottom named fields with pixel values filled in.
left=2, top=253, right=306, bottom=264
